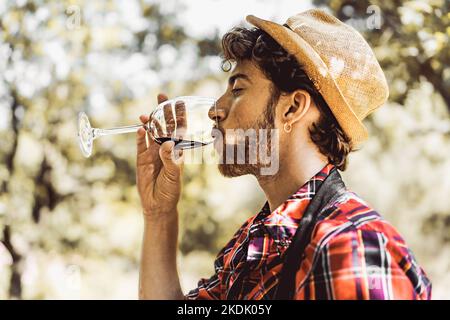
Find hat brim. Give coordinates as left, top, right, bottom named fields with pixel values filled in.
left=246, top=15, right=368, bottom=148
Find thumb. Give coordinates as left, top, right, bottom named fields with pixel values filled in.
left=159, top=140, right=183, bottom=174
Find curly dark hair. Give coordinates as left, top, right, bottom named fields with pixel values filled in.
left=221, top=26, right=353, bottom=171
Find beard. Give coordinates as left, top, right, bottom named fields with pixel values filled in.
left=217, top=97, right=277, bottom=178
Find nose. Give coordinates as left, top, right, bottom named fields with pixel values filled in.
left=208, top=99, right=227, bottom=123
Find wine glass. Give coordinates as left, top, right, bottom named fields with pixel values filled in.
left=77, top=96, right=217, bottom=158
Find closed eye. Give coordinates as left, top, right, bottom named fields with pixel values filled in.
left=231, top=88, right=243, bottom=96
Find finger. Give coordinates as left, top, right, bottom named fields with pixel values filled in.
left=163, top=102, right=175, bottom=136
left=136, top=127, right=148, bottom=154
left=136, top=129, right=162, bottom=168
left=139, top=114, right=149, bottom=124
left=153, top=119, right=164, bottom=137
left=159, top=141, right=183, bottom=174
left=156, top=93, right=169, bottom=132
left=174, top=101, right=187, bottom=130
left=157, top=93, right=169, bottom=105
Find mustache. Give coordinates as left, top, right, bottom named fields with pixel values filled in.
left=211, top=127, right=276, bottom=147
left=212, top=123, right=273, bottom=138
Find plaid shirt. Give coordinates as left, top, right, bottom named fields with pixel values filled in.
left=186, top=164, right=432, bottom=300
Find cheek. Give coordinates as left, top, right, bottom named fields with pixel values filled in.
left=224, top=98, right=252, bottom=128
left=229, top=92, right=268, bottom=124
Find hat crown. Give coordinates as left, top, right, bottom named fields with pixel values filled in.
left=246, top=9, right=389, bottom=146
left=285, top=9, right=389, bottom=121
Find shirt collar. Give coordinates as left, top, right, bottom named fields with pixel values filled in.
left=257, top=163, right=336, bottom=244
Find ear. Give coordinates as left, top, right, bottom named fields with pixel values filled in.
left=281, top=90, right=311, bottom=125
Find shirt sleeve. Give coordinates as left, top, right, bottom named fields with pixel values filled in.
left=185, top=273, right=222, bottom=300
left=294, top=228, right=431, bottom=300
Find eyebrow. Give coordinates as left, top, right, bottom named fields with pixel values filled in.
left=228, top=73, right=252, bottom=86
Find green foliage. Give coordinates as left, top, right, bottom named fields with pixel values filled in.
left=0, top=0, right=225, bottom=299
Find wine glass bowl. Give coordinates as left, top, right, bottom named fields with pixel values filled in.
left=147, top=96, right=216, bottom=149
left=77, top=96, right=217, bottom=158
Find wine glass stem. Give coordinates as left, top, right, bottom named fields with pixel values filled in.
left=92, top=124, right=143, bottom=140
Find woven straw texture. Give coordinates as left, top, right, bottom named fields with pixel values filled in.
left=247, top=9, right=389, bottom=147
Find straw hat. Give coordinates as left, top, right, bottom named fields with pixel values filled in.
left=246, top=9, right=389, bottom=147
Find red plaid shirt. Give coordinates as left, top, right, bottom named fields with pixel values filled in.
left=186, top=164, right=432, bottom=300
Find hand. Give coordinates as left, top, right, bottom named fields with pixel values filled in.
left=136, top=93, right=184, bottom=219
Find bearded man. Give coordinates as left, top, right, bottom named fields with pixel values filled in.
left=136, top=9, right=431, bottom=300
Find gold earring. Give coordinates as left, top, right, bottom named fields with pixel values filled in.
left=283, top=122, right=292, bottom=133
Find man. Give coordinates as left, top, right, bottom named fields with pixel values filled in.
left=136, top=9, right=431, bottom=299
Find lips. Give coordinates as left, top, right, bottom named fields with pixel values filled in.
left=211, top=127, right=224, bottom=152
left=211, top=126, right=223, bottom=140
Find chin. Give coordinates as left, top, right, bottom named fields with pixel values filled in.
left=218, top=164, right=243, bottom=177
left=217, top=164, right=260, bottom=178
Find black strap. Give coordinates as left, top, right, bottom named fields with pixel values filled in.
left=274, top=168, right=346, bottom=299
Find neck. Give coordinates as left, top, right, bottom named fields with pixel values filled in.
left=257, top=145, right=328, bottom=212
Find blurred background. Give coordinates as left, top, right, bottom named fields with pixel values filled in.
left=0, top=0, right=449, bottom=299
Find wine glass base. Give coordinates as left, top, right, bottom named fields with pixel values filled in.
left=78, top=112, right=93, bottom=158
